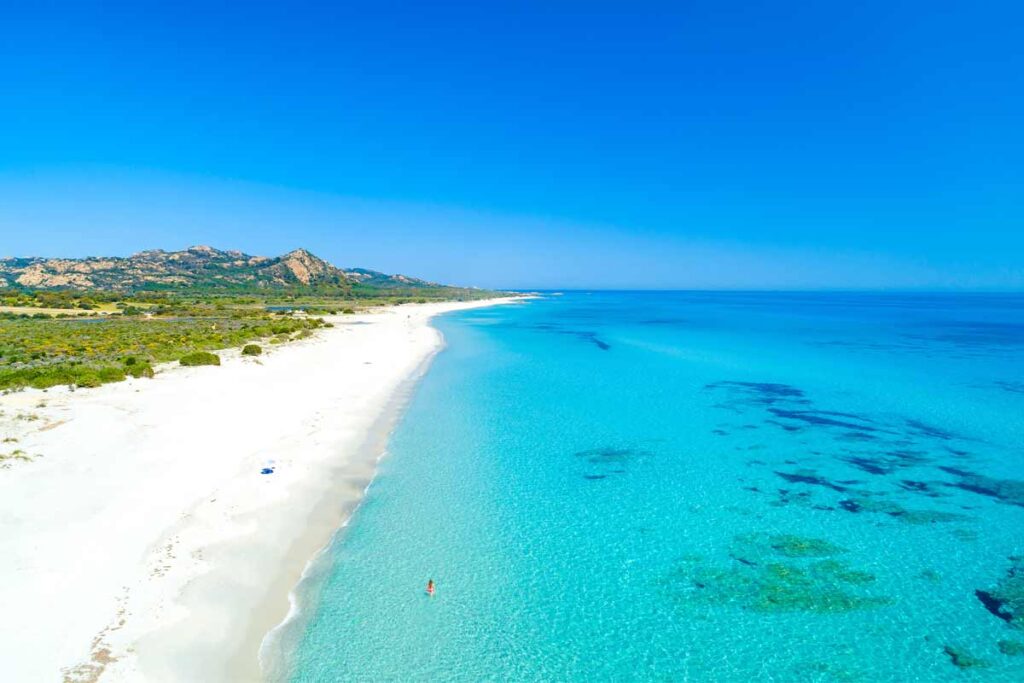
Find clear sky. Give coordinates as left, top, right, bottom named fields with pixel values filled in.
left=2, top=1, right=1022, bottom=289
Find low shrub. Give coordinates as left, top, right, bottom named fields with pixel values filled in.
left=126, top=362, right=155, bottom=378
left=242, top=344, right=262, bottom=356
left=75, top=371, right=102, bottom=388
left=121, top=356, right=154, bottom=378
left=179, top=351, right=221, bottom=367
left=0, top=366, right=75, bottom=390
left=98, top=366, right=126, bottom=383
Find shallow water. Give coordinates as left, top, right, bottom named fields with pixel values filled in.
left=281, top=292, right=1024, bottom=681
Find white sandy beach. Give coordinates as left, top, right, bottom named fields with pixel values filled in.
left=0, top=298, right=518, bottom=683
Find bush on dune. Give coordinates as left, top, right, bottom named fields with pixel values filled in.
left=74, top=370, right=103, bottom=388
left=125, top=362, right=155, bottom=378
left=0, top=363, right=131, bottom=390
left=179, top=351, right=221, bottom=367
left=98, top=366, right=126, bottom=383
left=122, top=356, right=155, bottom=378
left=242, top=344, right=262, bottom=356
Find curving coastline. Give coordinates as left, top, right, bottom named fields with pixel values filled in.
left=0, top=298, right=520, bottom=682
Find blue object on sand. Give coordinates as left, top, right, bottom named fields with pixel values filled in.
left=261, top=467, right=274, bottom=475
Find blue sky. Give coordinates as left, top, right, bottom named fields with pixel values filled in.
left=2, top=1, right=1022, bottom=289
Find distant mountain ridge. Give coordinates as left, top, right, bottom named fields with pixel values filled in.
left=0, top=246, right=441, bottom=291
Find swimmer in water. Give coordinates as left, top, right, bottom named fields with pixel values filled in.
left=426, top=579, right=435, bottom=597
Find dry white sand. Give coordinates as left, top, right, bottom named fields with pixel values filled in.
left=0, top=298, right=519, bottom=682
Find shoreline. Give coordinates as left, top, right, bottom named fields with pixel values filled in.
left=0, top=297, right=521, bottom=682
left=245, top=321, right=452, bottom=682
left=253, top=337, right=442, bottom=682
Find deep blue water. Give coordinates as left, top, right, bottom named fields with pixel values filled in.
left=273, top=292, right=1024, bottom=681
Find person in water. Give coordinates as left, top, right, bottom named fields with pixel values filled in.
left=426, top=579, right=435, bottom=596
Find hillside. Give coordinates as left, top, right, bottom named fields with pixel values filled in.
left=0, top=246, right=446, bottom=293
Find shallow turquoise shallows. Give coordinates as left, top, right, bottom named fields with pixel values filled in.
left=278, top=292, right=1024, bottom=682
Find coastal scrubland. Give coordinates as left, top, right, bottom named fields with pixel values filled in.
left=0, top=285, right=497, bottom=391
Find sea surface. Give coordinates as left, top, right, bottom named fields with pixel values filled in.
left=273, top=292, right=1024, bottom=681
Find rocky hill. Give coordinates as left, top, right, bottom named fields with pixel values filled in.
left=0, top=246, right=442, bottom=292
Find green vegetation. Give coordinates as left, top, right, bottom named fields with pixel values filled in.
left=0, top=448, right=33, bottom=466
left=0, top=308, right=327, bottom=389
left=0, top=288, right=156, bottom=315
left=0, top=283, right=498, bottom=319
left=179, top=351, right=221, bottom=367
left=0, top=246, right=507, bottom=390
left=123, top=357, right=155, bottom=378
left=242, top=344, right=262, bottom=356
left=0, top=246, right=502, bottom=309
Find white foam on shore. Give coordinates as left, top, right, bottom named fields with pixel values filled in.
left=258, top=324, right=451, bottom=682
left=0, top=298, right=520, bottom=682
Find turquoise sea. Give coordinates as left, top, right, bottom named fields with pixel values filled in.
left=273, top=292, right=1024, bottom=681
